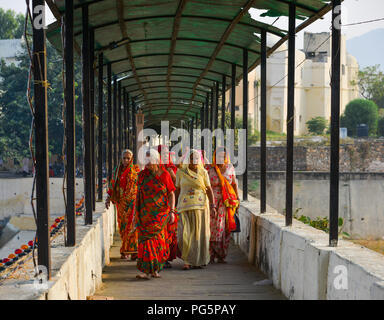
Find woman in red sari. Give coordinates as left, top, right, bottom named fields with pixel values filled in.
left=105, top=149, right=139, bottom=260
left=135, top=149, right=176, bottom=279
left=157, top=145, right=178, bottom=269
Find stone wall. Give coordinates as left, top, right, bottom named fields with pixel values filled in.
left=248, top=139, right=384, bottom=172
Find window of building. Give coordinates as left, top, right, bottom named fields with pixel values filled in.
left=342, top=64, right=345, bottom=75
left=235, top=105, right=239, bottom=111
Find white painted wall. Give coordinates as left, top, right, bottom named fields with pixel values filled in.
left=0, top=178, right=84, bottom=218
left=233, top=195, right=384, bottom=300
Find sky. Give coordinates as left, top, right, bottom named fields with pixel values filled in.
left=1, top=0, right=384, bottom=48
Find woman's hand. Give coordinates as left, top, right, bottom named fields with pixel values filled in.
left=170, top=211, right=175, bottom=224
left=210, top=207, right=217, bottom=217
left=105, top=197, right=111, bottom=209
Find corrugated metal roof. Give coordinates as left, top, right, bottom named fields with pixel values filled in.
left=46, top=0, right=333, bottom=126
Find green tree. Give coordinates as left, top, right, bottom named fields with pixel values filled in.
left=353, top=65, right=384, bottom=109
left=340, top=99, right=379, bottom=137
left=306, top=116, right=328, bottom=135
left=223, top=112, right=259, bottom=146
left=0, top=9, right=25, bottom=39
left=378, top=117, right=384, bottom=137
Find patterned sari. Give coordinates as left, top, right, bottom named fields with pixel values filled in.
left=158, top=145, right=178, bottom=262
left=107, top=160, right=139, bottom=256
left=208, top=150, right=239, bottom=260
left=136, top=168, right=175, bottom=274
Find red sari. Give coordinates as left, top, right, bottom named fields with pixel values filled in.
left=157, top=145, right=178, bottom=262
left=136, top=168, right=176, bottom=274
left=107, top=160, right=139, bottom=256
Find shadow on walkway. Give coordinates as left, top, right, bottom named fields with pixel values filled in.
left=95, top=234, right=285, bottom=300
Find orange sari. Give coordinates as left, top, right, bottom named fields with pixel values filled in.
left=212, top=151, right=239, bottom=233
left=107, top=160, right=140, bottom=256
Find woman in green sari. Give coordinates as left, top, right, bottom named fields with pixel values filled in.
left=175, top=150, right=216, bottom=270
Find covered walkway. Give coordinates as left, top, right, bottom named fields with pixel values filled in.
left=95, top=233, right=285, bottom=300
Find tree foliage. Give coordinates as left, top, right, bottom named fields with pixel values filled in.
left=306, top=116, right=328, bottom=135
left=0, top=21, right=84, bottom=163
left=354, top=65, right=384, bottom=109
left=340, top=99, right=379, bottom=137
left=0, top=9, right=25, bottom=39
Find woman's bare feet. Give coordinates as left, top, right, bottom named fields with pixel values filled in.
left=152, top=272, right=161, bottom=278
left=209, top=257, right=215, bottom=264
left=217, top=258, right=227, bottom=264
left=182, top=264, right=191, bottom=270
left=136, top=273, right=150, bottom=280
left=121, top=253, right=130, bottom=260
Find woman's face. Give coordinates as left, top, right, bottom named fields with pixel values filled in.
left=122, top=152, right=132, bottom=167
left=188, top=153, right=199, bottom=171
left=146, top=163, right=158, bottom=173
left=216, top=151, right=226, bottom=165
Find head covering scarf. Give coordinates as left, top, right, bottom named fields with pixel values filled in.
left=212, top=148, right=239, bottom=232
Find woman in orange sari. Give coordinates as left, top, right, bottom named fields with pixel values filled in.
left=207, top=147, right=239, bottom=263
left=157, top=145, right=178, bottom=268
left=135, top=149, right=176, bottom=279
left=106, top=149, right=140, bottom=260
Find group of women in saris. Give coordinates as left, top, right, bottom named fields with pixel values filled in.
left=105, top=145, right=239, bottom=280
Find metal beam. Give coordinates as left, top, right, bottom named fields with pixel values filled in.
left=97, top=52, right=103, bottom=202
left=90, top=27, right=96, bottom=211
left=242, top=48, right=248, bottom=201
left=107, top=63, right=112, bottom=183
left=329, top=0, right=341, bottom=247
left=82, top=5, right=92, bottom=225
left=33, top=0, right=51, bottom=277
left=64, top=0, right=76, bottom=245
left=285, top=3, right=295, bottom=226
left=231, top=63, right=236, bottom=131
left=260, top=30, right=267, bottom=214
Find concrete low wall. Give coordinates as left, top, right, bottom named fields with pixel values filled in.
left=0, top=201, right=117, bottom=300
left=233, top=195, right=384, bottom=300
left=0, top=178, right=84, bottom=218
left=248, top=172, right=384, bottom=239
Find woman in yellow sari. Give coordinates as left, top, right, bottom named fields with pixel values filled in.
left=207, top=147, right=239, bottom=263
left=106, top=149, right=140, bottom=260
left=175, top=149, right=216, bottom=270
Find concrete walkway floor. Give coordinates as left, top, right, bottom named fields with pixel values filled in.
left=95, top=234, right=285, bottom=300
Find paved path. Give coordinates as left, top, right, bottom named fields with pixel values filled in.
left=95, top=234, right=285, bottom=300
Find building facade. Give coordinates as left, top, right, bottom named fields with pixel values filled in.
left=228, top=32, right=359, bottom=135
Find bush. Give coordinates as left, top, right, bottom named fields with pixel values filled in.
left=378, top=117, right=384, bottom=137
left=340, top=99, right=379, bottom=137
left=306, top=116, right=328, bottom=135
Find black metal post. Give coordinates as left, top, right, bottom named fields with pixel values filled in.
left=82, top=5, right=92, bottom=225
left=242, top=48, right=248, bottom=201
left=97, top=52, right=103, bottom=202
left=107, top=64, right=112, bottom=182
left=123, top=89, right=128, bottom=148
left=33, top=0, right=50, bottom=277
left=205, top=93, right=209, bottom=130
left=210, top=87, right=213, bottom=131
left=127, top=93, right=131, bottom=150
left=200, top=106, right=204, bottom=150
left=231, top=63, right=236, bottom=131
left=221, top=75, right=226, bottom=130
left=330, top=0, right=341, bottom=247
left=64, top=0, right=75, bottom=245
left=89, top=27, right=95, bottom=211
left=132, top=98, right=137, bottom=164
left=190, top=118, right=194, bottom=149
left=118, top=81, right=122, bottom=156
left=260, top=30, right=267, bottom=214
left=215, top=81, right=219, bottom=131
left=285, top=3, right=295, bottom=226
left=113, top=76, right=117, bottom=169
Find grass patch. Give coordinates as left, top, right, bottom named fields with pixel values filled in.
left=351, top=240, right=384, bottom=255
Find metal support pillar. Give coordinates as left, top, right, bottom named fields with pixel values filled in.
left=113, top=76, right=117, bottom=169
left=82, top=5, right=92, bottom=225
left=89, top=28, right=95, bottom=211
left=221, top=75, right=226, bottom=131
left=118, top=81, right=122, bottom=156
left=285, top=3, right=295, bottom=226
left=97, top=52, right=103, bottom=202
left=107, top=64, right=112, bottom=182
left=64, top=0, right=76, bottom=245
left=330, top=0, right=341, bottom=247
left=260, top=30, right=267, bottom=214
left=33, top=0, right=51, bottom=276
left=132, top=98, right=137, bottom=164
left=231, top=64, right=236, bottom=131
left=242, top=48, right=248, bottom=201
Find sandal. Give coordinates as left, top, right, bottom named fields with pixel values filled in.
left=191, top=266, right=203, bottom=269
left=121, top=253, right=130, bottom=260
left=217, top=258, right=227, bottom=264
left=182, top=264, right=191, bottom=270
left=152, top=272, right=161, bottom=278
left=136, top=274, right=150, bottom=280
